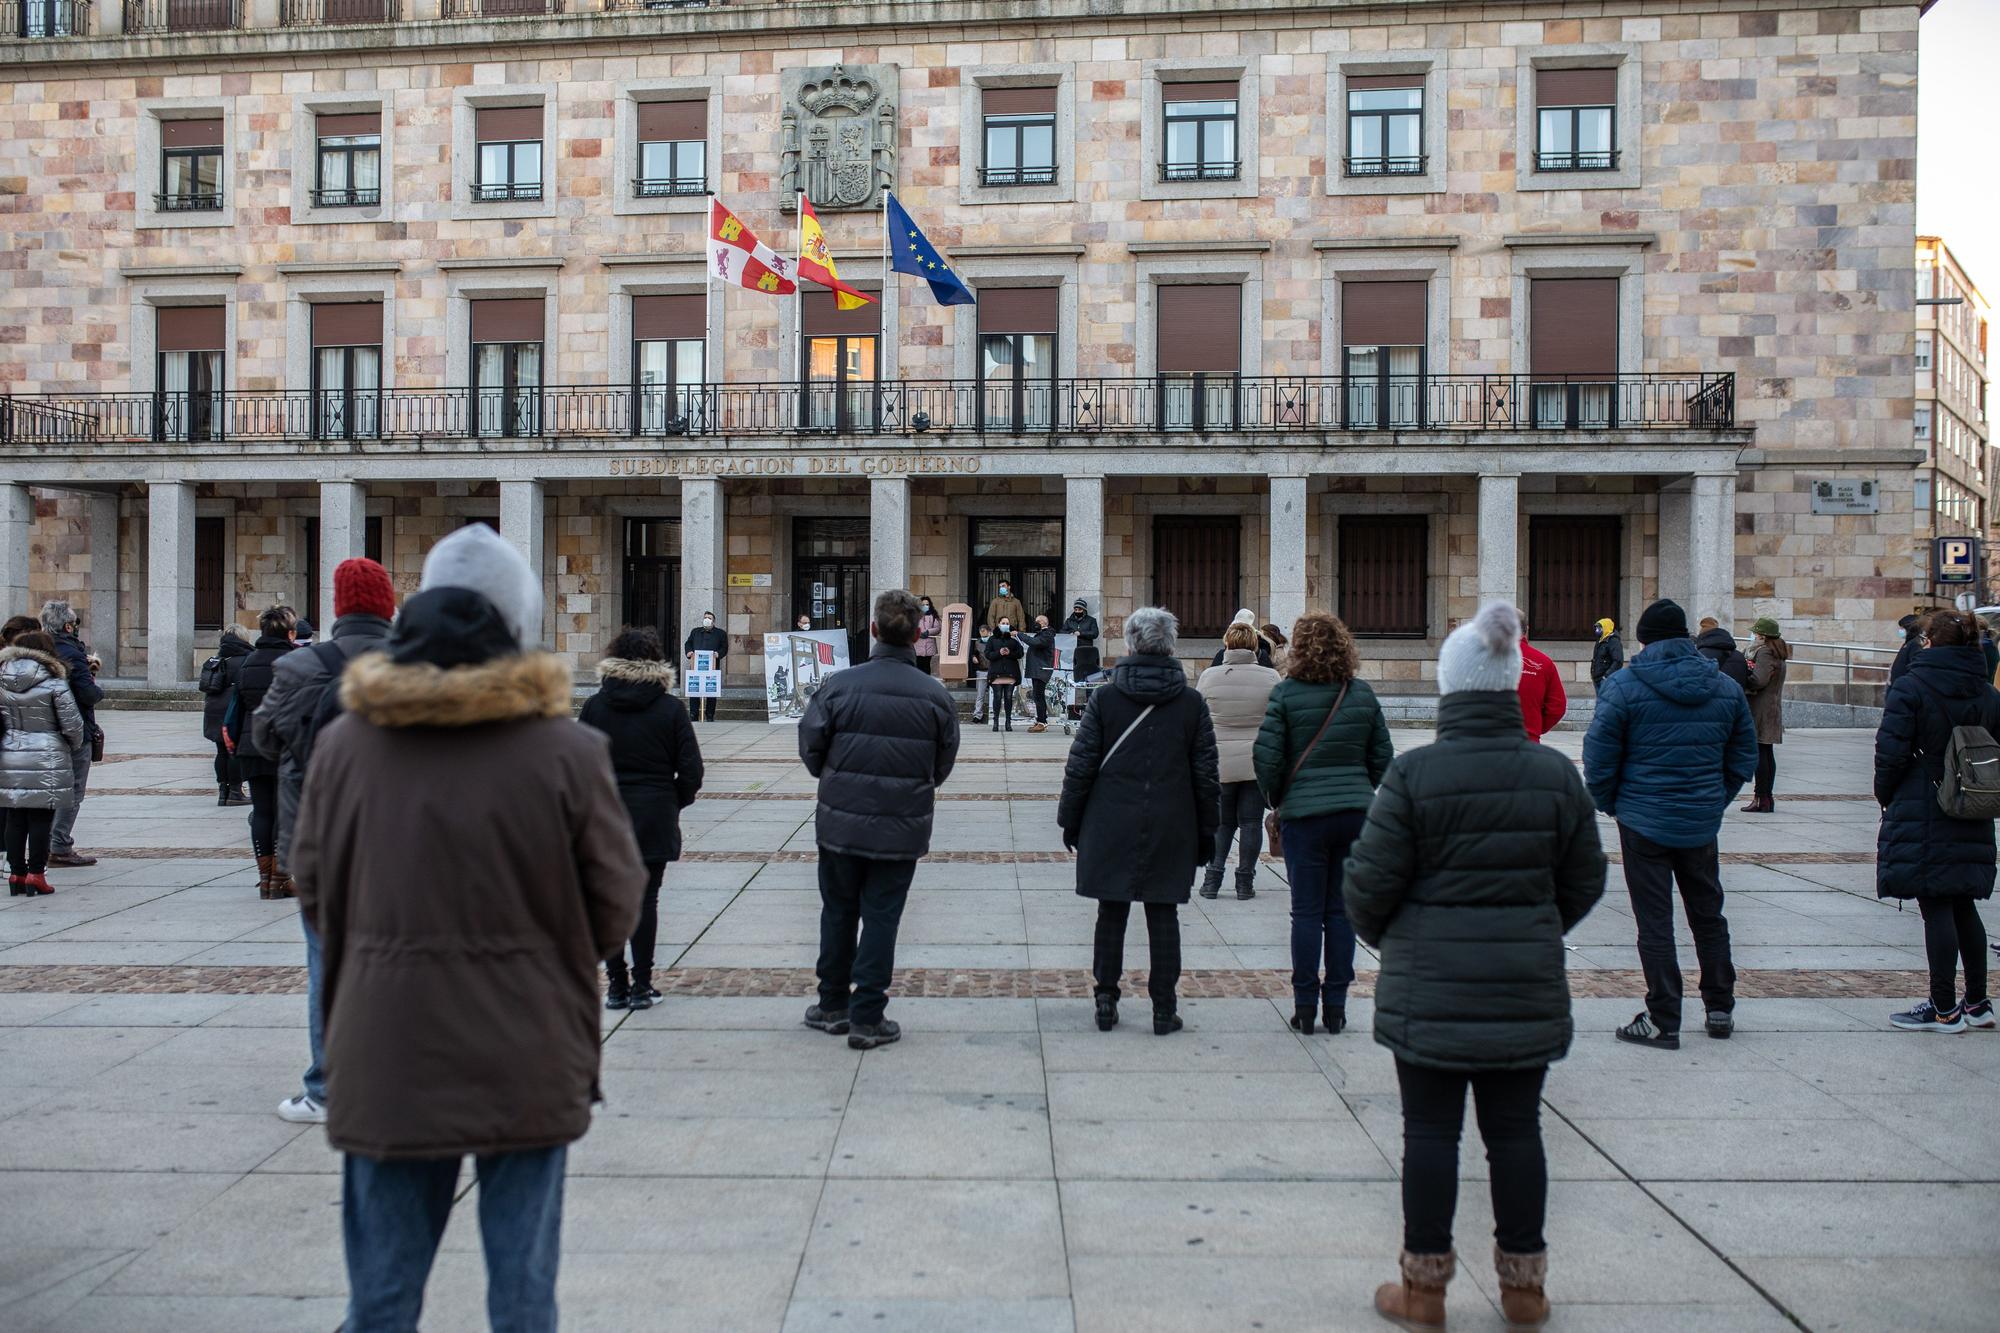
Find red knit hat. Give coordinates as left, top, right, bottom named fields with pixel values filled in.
left=332, top=558, right=396, bottom=621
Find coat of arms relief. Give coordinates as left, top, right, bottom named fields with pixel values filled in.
left=781, top=64, right=898, bottom=212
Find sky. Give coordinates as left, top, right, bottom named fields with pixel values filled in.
left=1918, top=1, right=2000, bottom=300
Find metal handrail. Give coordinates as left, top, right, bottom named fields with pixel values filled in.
left=123, top=0, right=235, bottom=30
left=2, top=0, right=91, bottom=36
left=1734, top=636, right=1899, bottom=708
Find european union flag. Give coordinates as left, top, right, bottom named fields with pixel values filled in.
left=886, top=193, right=976, bottom=307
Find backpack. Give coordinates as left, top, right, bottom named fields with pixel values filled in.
left=290, top=640, right=361, bottom=773
left=1915, top=682, right=2000, bottom=820
left=198, top=654, right=229, bottom=695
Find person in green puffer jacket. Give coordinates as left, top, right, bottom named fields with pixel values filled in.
left=1341, top=602, right=1606, bottom=1332
left=1252, top=611, right=1393, bottom=1036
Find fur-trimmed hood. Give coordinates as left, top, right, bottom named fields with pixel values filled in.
left=339, top=650, right=573, bottom=729
left=0, top=645, right=67, bottom=688
left=596, top=656, right=678, bottom=689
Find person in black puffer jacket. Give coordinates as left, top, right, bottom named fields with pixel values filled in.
left=1058, top=607, right=1220, bottom=1035
left=1875, top=608, right=2000, bottom=1034
left=223, top=605, right=299, bottom=899
left=1343, top=603, right=1606, bottom=1332
left=200, top=625, right=254, bottom=805
left=580, top=626, right=704, bottom=1012
left=798, top=589, right=960, bottom=1050
left=1694, top=617, right=1750, bottom=690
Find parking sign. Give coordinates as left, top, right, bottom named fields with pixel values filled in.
left=1935, top=536, right=1981, bottom=585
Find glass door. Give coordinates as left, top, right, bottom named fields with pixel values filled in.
left=636, top=338, right=705, bottom=435
left=159, top=349, right=223, bottom=442
left=313, top=344, right=382, bottom=440
left=802, top=335, right=879, bottom=434
left=475, top=341, right=542, bottom=438
left=980, top=333, right=1055, bottom=433
left=968, top=518, right=1066, bottom=627
left=792, top=517, right=870, bottom=665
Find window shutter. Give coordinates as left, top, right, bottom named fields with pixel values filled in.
left=633, top=294, right=704, bottom=341
left=1529, top=278, right=1618, bottom=378
left=1340, top=281, right=1427, bottom=347
left=160, top=117, right=224, bottom=148
left=983, top=86, right=1057, bottom=115
left=637, top=100, right=705, bottom=142
left=310, top=302, right=382, bottom=347
left=470, top=297, right=544, bottom=344
left=977, top=287, right=1059, bottom=336
left=1346, top=72, right=1425, bottom=91
left=1152, top=516, right=1241, bottom=638
left=194, top=517, right=226, bottom=631
left=1156, top=285, right=1242, bottom=373
left=1536, top=67, right=1617, bottom=106
left=316, top=111, right=380, bottom=137
left=1338, top=515, right=1428, bottom=636
left=1527, top=516, right=1621, bottom=641
left=157, top=306, right=226, bottom=351
left=802, top=289, right=881, bottom=337
left=1163, top=80, right=1240, bottom=103
left=475, top=106, right=542, bottom=142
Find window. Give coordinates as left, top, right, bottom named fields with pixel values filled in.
left=1915, top=472, right=1932, bottom=518
left=1152, top=516, right=1240, bottom=638
left=977, top=287, right=1057, bottom=433
left=1345, top=75, right=1423, bottom=176
left=1155, top=284, right=1242, bottom=431
left=1528, top=516, right=1620, bottom=641
left=310, top=303, right=382, bottom=440
left=1341, top=281, right=1427, bottom=429
left=981, top=86, right=1057, bottom=187
left=1916, top=404, right=1933, bottom=442
left=635, top=101, right=705, bottom=197
left=159, top=118, right=224, bottom=211
left=17, top=0, right=87, bottom=35
left=470, top=298, right=543, bottom=438
left=1161, top=82, right=1238, bottom=182
left=1339, top=515, right=1428, bottom=637
left=1535, top=68, right=1616, bottom=172
left=473, top=106, right=543, bottom=202
left=1916, top=332, right=1933, bottom=373
left=632, top=294, right=706, bottom=434
left=800, top=290, right=881, bottom=434
left=1529, top=277, right=1619, bottom=428
left=155, top=306, right=225, bottom=442
left=194, top=516, right=226, bottom=632
left=314, top=112, right=380, bottom=207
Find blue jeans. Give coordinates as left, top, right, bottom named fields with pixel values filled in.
left=342, top=1145, right=566, bottom=1333
left=1280, top=809, right=1368, bottom=1012
left=302, top=912, right=326, bottom=1104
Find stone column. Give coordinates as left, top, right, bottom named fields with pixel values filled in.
left=869, top=475, right=910, bottom=596
left=85, top=491, right=121, bottom=678
left=1064, top=476, right=1104, bottom=616
left=319, top=481, right=368, bottom=627
left=1689, top=472, right=1738, bottom=625
left=1656, top=482, right=1692, bottom=609
left=1477, top=472, right=1520, bottom=609
left=1268, top=476, right=1309, bottom=633
left=0, top=484, right=31, bottom=629
left=146, top=480, right=196, bottom=687
left=680, top=478, right=726, bottom=655
left=498, top=480, right=546, bottom=644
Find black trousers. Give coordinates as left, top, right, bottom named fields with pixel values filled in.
left=3, top=808, right=55, bottom=875
left=917, top=655, right=934, bottom=675
left=607, top=862, right=666, bottom=987
left=1030, top=678, right=1049, bottom=723
left=1919, top=896, right=1989, bottom=1013
left=816, top=850, right=916, bottom=1026
left=212, top=738, right=239, bottom=788
left=692, top=697, right=717, bottom=722
left=988, top=683, right=1016, bottom=725
left=1091, top=900, right=1181, bottom=1011
left=247, top=774, right=280, bottom=858
left=1754, top=743, right=1776, bottom=800
left=1396, top=1059, right=1548, bottom=1256
left=1618, top=825, right=1735, bottom=1032
left=1206, top=780, right=1264, bottom=883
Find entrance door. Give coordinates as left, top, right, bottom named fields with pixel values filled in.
left=792, top=517, right=870, bottom=665
left=621, top=518, right=681, bottom=650
left=968, top=517, right=1065, bottom=627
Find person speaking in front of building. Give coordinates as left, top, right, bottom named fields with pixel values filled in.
left=797, top=589, right=960, bottom=1051
left=682, top=611, right=728, bottom=722
left=1059, top=607, right=1220, bottom=1036
left=292, top=523, right=647, bottom=1332
left=1343, top=602, right=1606, bottom=1333
left=1584, top=598, right=1756, bottom=1050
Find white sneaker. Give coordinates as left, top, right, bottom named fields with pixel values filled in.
left=277, top=1094, right=326, bottom=1123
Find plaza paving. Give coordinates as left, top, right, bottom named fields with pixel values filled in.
left=2, top=712, right=1997, bottom=1331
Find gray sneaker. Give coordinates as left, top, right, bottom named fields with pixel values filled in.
left=848, top=1018, right=902, bottom=1050
left=803, top=1004, right=850, bottom=1034
left=1615, top=1012, right=1679, bottom=1050
left=1704, top=1010, right=1733, bottom=1039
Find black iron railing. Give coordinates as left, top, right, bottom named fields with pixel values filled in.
left=280, top=0, right=395, bottom=23
left=471, top=181, right=543, bottom=202
left=1343, top=155, right=1426, bottom=177
left=311, top=187, right=381, bottom=207
left=979, top=165, right=1058, bottom=187
left=631, top=176, right=705, bottom=198
left=0, top=375, right=1735, bottom=447
left=441, top=0, right=561, bottom=16
left=603, top=0, right=709, bottom=8
left=153, top=191, right=223, bottom=212
left=1535, top=149, right=1619, bottom=172
left=3, top=0, right=90, bottom=36
left=123, top=0, right=236, bottom=31
left=1160, top=160, right=1240, bottom=183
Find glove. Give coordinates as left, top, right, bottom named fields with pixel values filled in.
left=1196, top=834, right=1216, bottom=868
left=1061, top=827, right=1079, bottom=854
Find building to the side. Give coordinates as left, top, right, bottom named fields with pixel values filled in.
left=1912, top=235, right=1991, bottom=597
left=0, top=0, right=1924, bottom=692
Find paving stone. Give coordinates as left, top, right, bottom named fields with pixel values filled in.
left=794, top=1180, right=1068, bottom=1301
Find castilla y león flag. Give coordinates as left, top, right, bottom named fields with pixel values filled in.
left=797, top=196, right=876, bottom=311
left=709, top=198, right=798, bottom=296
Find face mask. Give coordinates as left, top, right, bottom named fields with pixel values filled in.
left=999, top=622, right=1011, bottom=633
left=798, top=620, right=810, bottom=630
left=999, top=587, right=1009, bottom=595
left=703, top=617, right=714, bottom=627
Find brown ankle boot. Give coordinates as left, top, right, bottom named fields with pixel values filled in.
left=1374, top=1248, right=1453, bottom=1329
left=1495, top=1246, right=1548, bottom=1328
left=255, top=854, right=277, bottom=899
left=273, top=867, right=297, bottom=899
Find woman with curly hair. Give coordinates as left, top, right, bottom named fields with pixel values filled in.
left=1253, top=612, right=1392, bottom=1034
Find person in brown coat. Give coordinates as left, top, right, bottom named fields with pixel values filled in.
left=292, top=523, right=646, bottom=1333
left=1740, top=617, right=1790, bottom=813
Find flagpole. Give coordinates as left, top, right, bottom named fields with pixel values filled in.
left=795, top=186, right=807, bottom=398
left=704, top=192, right=717, bottom=432
left=881, top=185, right=894, bottom=384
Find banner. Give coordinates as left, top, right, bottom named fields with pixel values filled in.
left=938, top=602, right=974, bottom=680
left=762, top=629, right=851, bottom=723
left=1046, top=632, right=1080, bottom=715
left=685, top=649, right=723, bottom=699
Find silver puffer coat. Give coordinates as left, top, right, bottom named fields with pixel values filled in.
left=0, top=647, right=87, bottom=810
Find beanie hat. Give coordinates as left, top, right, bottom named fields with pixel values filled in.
left=1751, top=616, right=1782, bottom=638
left=1437, top=602, right=1523, bottom=696
left=332, top=558, right=396, bottom=621
left=418, top=523, right=541, bottom=650
left=1636, top=599, right=1689, bottom=645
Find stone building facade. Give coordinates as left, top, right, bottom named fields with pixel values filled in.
left=0, top=0, right=1923, bottom=688
left=1911, top=235, right=1991, bottom=596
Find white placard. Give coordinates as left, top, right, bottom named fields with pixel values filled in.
left=762, top=630, right=852, bottom=723
left=685, top=649, right=722, bottom=699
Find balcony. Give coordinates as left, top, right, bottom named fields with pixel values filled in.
left=0, top=375, right=1735, bottom=448
left=440, top=0, right=561, bottom=15
left=310, top=186, right=381, bottom=207
left=979, top=165, right=1058, bottom=188
left=279, top=0, right=396, bottom=24
left=1159, top=161, right=1239, bottom=183
left=153, top=190, right=223, bottom=212
left=1534, top=149, right=1620, bottom=172
left=1342, top=155, right=1426, bottom=178
left=3, top=0, right=89, bottom=36
left=471, top=181, right=543, bottom=202
left=631, top=175, right=705, bottom=199
left=123, top=0, right=236, bottom=31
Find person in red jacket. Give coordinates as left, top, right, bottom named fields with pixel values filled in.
left=1516, top=613, right=1568, bottom=741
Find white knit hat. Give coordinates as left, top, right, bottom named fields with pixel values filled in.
left=418, top=523, right=542, bottom=651
left=1438, top=602, right=1524, bottom=695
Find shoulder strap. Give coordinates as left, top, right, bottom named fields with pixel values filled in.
left=1283, top=680, right=1352, bottom=792
left=311, top=639, right=354, bottom=673
left=1100, top=703, right=1157, bottom=767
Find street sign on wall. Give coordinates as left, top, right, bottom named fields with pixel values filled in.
left=1935, top=535, right=1982, bottom=585
left=1810, top=479, right=1878, bottom=515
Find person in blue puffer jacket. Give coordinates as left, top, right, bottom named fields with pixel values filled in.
left=1583, top=599, right=1756, bottom=1051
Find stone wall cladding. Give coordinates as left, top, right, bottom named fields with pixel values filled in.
left=0, top=1, right=1922, bottom=647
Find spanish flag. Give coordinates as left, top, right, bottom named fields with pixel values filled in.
left=797, top=195, right=876, bottom=311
